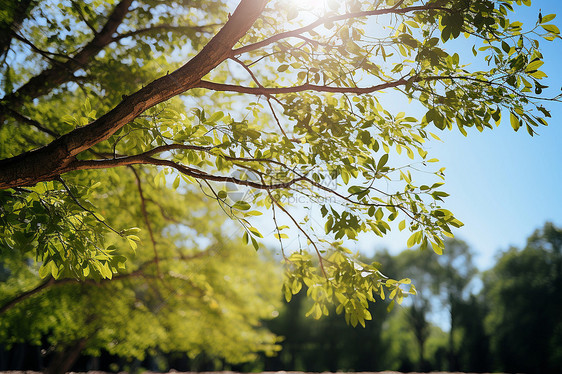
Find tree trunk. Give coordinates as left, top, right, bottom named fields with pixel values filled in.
left=448, top=303, right=454, bottom=370
left=44, top=339, right=86, bottom=374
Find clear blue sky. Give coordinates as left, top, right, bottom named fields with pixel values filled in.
left=366, top=0, right=562, bottom=270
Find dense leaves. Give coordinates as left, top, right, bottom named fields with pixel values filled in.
left=484, top=222, right=562, bottom=373
left=0, top=0, right=560, bottom=333
left=0, top=168, right=282, bottom=370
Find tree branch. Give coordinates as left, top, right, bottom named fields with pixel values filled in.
left=70, top=0, right=98, bottom=35
left=266, top=189, right=328, bottom=278
left=12, top=33, right=71, bottom=66
left=196, top=77, right=412, bottom=95
left=5, top=108, right=60, bottom=137
left=1, top=0, right=134, bottom=109
left=129, top=166, right=160, bottom=277
left=0, top=277, right=56, bottom=315
left=112, top=24, right=221, bottom=42
left=68, top=155, right=306, bottom=191
left=57, top=176, right=122, bottom=235
left=0, top=262, right=153, bottom=315
left=232, top=4, right=448, bottom=56
left=0, top=0, right=35, bottom=59
left=0, top=0, right=268, bottom=190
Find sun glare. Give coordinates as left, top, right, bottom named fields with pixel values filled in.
left=290, top=0, right=330, bottom=12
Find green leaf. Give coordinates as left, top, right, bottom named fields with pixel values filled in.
left=387, top=299, right=395, bottom=313
left=39, top=262, right=51, bottom=279
left=251, top=236, right=259, bottom=250
left=244, top=210, right=263, bottom=216
left=432, top=241, right=443, bottom=255
left=172, top=175, right=180, bottom=189
left=541, top=14, right=556, bottom=23
left=127, top=237, right=138, bottom=251
left=510, top=112, right=521, bottom=131
left=526, top=60, right=544, bottom=72
left=232, top=201, right=251, bottom=210
left=406, top=232, right=418, bottom=248
left=207, top=111, right=224, bottom=123
left=248, top=227, right=263, bottom=238
left=542, top=24, right=560, bottom=34
left=341, top=169, right=350, bottom=184
left=376, top=154, right=389, bottom=171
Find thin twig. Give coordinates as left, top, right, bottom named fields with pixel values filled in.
left=56, top=176, right=122, bottom=236
left=129, top=166, right=160, bottom=277
left=267, top=191, right=328, bottom=278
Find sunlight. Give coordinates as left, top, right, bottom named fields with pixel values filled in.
left=289, top=0, right=329, bottom=12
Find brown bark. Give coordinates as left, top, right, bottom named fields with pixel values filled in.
left=44, top=338, right=87, bottom=374
left=0, top=0, right=268, bottom=190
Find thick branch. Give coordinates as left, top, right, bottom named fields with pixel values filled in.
left=0, top=0, right=268, bottom=190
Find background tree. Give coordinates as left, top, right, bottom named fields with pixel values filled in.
left=387, top=248, right=434, bottom=371
left=453, top=293, right=491, bottom=372
left=373, top=239, right=475, bottom=371
left=264, top=271, right=392, bottom=372
left=484, top=222, right=562, bottom=373
left=0, top=168, right=282, bottom=373
left=1, top=0, right=560, bottom=327
left=432, top=239, right=477, bottom=370
left=258, top=223, right=561, bottom=374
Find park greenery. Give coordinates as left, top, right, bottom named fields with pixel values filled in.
left=0, top=0, right=561, bottom=372
left=262, top=223, right=562, bottom=374
left=2, top=222, right=561, bottom=373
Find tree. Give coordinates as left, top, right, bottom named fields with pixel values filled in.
left=0, top=168, right=282, bottom=373
left=432, top=239, right=477, bottom=370
left=263, top=267, right=393, bottom=372
left=386, top=248, right=434, bottom=371
left=1, top=0, right=560, bottom=325
left=484, top=222, right=562, bottom=373
left=453, top=294, right=491, bottom=372
left=375, top=239, right=477, bottom=371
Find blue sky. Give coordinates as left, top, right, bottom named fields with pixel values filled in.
left=367, top=0, right=562, bottom=269
left=228, top=0, right=562, bottom=271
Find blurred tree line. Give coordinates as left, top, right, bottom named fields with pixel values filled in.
left=1, top=222, right=561, bottom=373
left=260, top=222, right=562, bottom=374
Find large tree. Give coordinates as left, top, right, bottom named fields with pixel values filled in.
left=0, top=166, right=282, bottom=372
left=484, top=222, right=562, bottom=373
left=1, top=0, right=560, bottom=325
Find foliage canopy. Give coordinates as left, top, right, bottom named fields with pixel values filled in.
left=0, top=0, right=560, bottom=328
